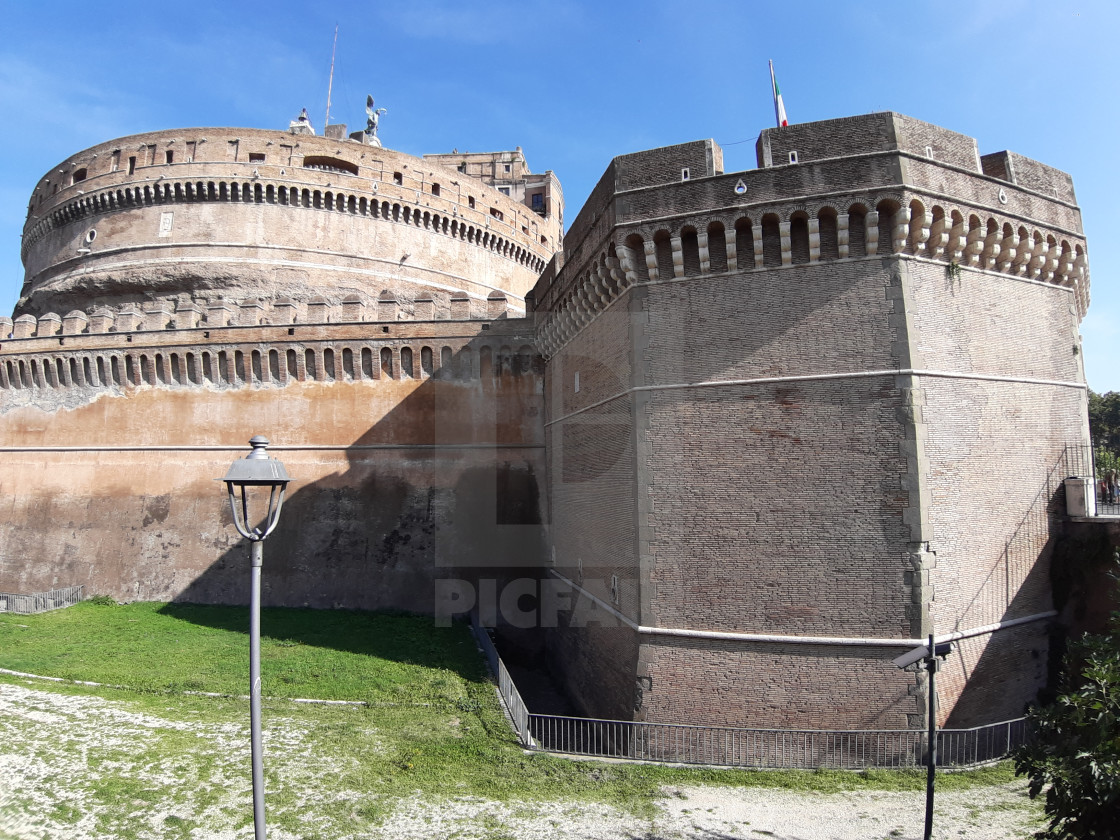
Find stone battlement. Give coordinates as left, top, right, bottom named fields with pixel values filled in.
left=0, top=315, right=538, bottom=408
left=1, top=286, right=517, bottom=342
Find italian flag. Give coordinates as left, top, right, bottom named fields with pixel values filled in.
left=770, top=60, right=788, bottom=128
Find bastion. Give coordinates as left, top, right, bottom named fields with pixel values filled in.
left=0, top=110, right=1092, bottom=734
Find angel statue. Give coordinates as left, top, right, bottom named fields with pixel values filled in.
left=365, top=95, right=388, bottom=141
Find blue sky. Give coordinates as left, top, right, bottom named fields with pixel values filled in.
left=2, top=0, right=1117, bottom=390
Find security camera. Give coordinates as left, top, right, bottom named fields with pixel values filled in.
left=892, top=644, right=930, bottom=669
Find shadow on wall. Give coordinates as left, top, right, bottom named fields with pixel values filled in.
left=168, top=337, right=547, bottom=624
left=942, top=461, right=1070, bottom=727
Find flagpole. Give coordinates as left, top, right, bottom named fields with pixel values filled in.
left=769, top=60, right=778, bottom=128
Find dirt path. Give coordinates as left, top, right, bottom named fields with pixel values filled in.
left=0, top=680, right=1043, bottom=840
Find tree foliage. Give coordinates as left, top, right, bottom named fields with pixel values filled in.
left=1088, top=390, right=1120, bottom=453
left=1015, top=612, right=1120, bottom=839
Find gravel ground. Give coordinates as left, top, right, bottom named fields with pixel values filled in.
left=0, top=680, right=1043, bottom=840
left=372, top=783, right=1044, bottom=840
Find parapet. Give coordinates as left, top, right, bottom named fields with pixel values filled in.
left=756, top=112, right=980, bottom=170
left=612, top=140, right=724, bottom=191
left=980, top=151, right=1077, bottom=204
left=0, top=291, right=515, bottom=342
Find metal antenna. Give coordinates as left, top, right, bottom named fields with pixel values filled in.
left=325, top=24, right=338, bottom=128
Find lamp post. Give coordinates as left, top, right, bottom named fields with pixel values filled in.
left=893, top=635, right=954, bottom=840
left=222, top=435, right=291, bottom=840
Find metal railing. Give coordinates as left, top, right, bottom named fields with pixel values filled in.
left=470, top=619, right=533, bottom=746
left=526, top=713, right=1026, bottom=769
left=0, top=585, right=84, bottom=614
left=1063, top=441, right=1120, bottom=516
left=472, top=619, right=1028, bottom=769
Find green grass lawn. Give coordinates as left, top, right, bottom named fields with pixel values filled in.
left=0, top=600, right=483, bottom=702
left=0, top=601, right=1036, bottom=839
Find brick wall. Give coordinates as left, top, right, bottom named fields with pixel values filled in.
left=904, top=259, right=1086, bottom=721
left=639, top=638, right=917, bottom=729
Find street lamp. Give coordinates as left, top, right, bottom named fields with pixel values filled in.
left=222, top=435, right=291, bottom=840
left=893, top=635, right=954, bottom=840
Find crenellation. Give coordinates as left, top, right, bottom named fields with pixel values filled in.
left=62, top=310, right=88, bottom=335
left=36, top=312, right=62, bottom=337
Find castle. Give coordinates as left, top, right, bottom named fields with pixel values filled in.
left=0, top=110, right=1091, bottom=732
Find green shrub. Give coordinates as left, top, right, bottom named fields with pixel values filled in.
left=1015, top=612, right=1120, bottom=838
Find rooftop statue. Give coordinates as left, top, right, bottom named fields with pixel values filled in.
left=365, top=95, right=387, bottom=147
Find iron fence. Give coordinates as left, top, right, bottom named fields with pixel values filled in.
left=472, top=619, right=1029, bottom=769
left=0, top=585, right=84, bottom=614
left=470, top=620, right=533, bottom=746
left=526, top=713, right=1026, bottom=769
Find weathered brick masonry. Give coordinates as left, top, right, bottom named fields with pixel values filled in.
left=1, top=110, right=1092, bottom=732
left=534, top=112, right=1090, bottom=729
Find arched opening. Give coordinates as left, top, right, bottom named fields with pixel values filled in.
left=287, top=349, right=298, bottom=381
left=322, top=348, right=335, bottom=381
left=680, top=226, right=701, bottom=276
left=302, top=156, right=359, bottom=176
left=269, top=349, right=280, bottom=382
left=421, top=346, right=434, bottom=377
left=818, top=208, right=839, bottom=261
left=789, top=212, right=810, bottom=265
left=761, top=213, right=782, bottom=267
left=361, top=347, right=374, bottom=379
left=380, top=347, right=394, bottom=379
left=876, top=200, right=901, bottom=255
left=304, top=349, right=317, bottom=380
left=400, top=347, right=413, bottom=378
left=707, top=222, right=728, bottom=272
left=735, top=218, right=755, bottom=268
left=342, top=347, right=355, bottom=380
left=654, top=230, right=674, bottom=279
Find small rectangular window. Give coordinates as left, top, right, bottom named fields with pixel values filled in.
left=498, top=186, right=510, bottom=195
left=468, top=196, right=475, bottom=209
left=681, top=167, right=690, bottom=181
left=128, top=156, right=136, bottom=175
left=490, top=207, right=503, bottom=221
left=503, top=163, right=511, bottom=172
left=165, top=150, right=174, bottom=164
left=788, top=150, right=799, bottom=164
left=249, top=153, right=266, bottom=163
left=574, top=370, right=580, bottom=392
left=924, top=145, right=935, bottom=159
left=431, top=183, right=440, bottom=196
left=531, top=193, right=544, bottom=210
left=110, top=150, right=121, bottom=172
left=393, top=171, right=403, bottom=185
